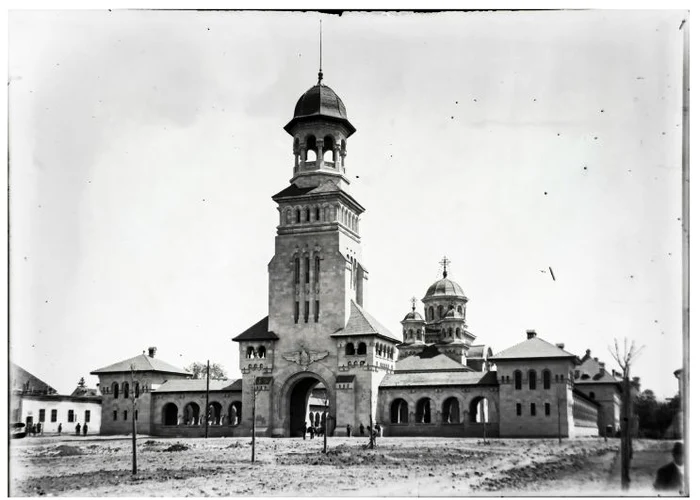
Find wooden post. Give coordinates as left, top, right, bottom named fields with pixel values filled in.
left=205, top=360, right=210, bottom=439
left=130, top=364, right=137, bottom=475
left=251, top=380, right=257, bottom=463
left=620, top=375, right=631, bottom=490
left=323, top=399, right=328, bottom=454
left=480, top=399, right=487, bottom=444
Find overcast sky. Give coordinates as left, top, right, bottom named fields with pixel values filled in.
left=9, top=9, right=686, bottom=398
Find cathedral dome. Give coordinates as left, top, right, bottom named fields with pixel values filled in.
left=403, top=310, right=424, bottom=321
left=423, top=276, right=466, bottom=300
left=284, top=84, right=356, bottom=136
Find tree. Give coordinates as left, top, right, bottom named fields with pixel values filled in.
left=185, top=362, right=227, bottom=380
left=609, top=338, right=644, bottom=491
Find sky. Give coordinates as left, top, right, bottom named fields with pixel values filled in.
left=8, top=9, right=687, bottom=399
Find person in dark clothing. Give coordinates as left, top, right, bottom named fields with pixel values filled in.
left=37, top=422, right=42, bottom=436
left=359, top=423, right=365, bottom=436
left=302, top=422, right=307, bottom=440
left=57, top=423, right=62, bottom=435
left=346, top=424, right=351, bottom=437
left=654, top=442, right=684, bottom=493
left=82, top=423, right=88, bottom=436
left=75, top=423, right=81, bottom=435
left=309, top=426, right=315, bottom=439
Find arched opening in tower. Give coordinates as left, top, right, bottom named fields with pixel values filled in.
left=288, top=377, right=328, bottom=437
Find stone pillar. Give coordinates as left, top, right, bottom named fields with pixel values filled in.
left=316, top=139, right=323, bottom=168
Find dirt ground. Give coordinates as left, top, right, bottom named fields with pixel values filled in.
left=9, top=435, right=676, bottom=496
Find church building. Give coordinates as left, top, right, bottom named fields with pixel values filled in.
left=88, top=59, right=626, bottom=440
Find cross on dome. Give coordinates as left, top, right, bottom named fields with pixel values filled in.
left=439, top=256, right=451, bottom=278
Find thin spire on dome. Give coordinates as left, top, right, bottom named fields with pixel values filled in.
left=439, top=256, right=451, bottom=278
left=317, top=19, right=323, bottom=84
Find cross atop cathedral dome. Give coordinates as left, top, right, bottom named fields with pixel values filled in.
left=284, top=83, right=356, bottom=136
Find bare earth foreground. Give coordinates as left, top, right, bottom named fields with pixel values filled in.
left=10, top=436, right=674, bottom=496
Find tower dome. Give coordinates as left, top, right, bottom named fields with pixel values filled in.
left=403, top=310, right=424, bottom=321
left=284, top=84, right=356, bottom=136
left=423, top=275, right=466, bottom=300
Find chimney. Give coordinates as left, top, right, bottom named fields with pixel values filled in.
left=148, top=346, right=157, bottom=358
left=526, top=330, right=537, bottom=339
left=556, top=343, right=565, bottom=349
left=599, top=362, right=606, bottom=375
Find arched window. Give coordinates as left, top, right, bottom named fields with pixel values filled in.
left=543, top=369, right=551, bottom=390
left=163, top=403, right=178, bottom=425
left=305, top=135, right=317, bottom=161
left=258, top=346, right=266, bottom=359
left=438, top=305, right=444, bottom=318
left=207, top=402, right=223, bottom=425
left=357, top=342, right=367, bottom=355
left=304, top=256, right=310, bottom=284
left=416, top=398, right=432, bottom=423
left=112, top=382, right=119, bottom=399
left=455, top=328, right=461, bottom=338
left=469, top=396, right=489, bottom=423
left=184, top=402, right=200, bottom=426
left=345, top=343, right=355, bottom=355
left=296, top=209, right=301, bottom=223
left=442, top=397, right=460, bottom=423
left=428, top=307, right=434, bottom=321
left=246, top=346, right=255, bottom=359
left=449, top=327, right=454, bottom=337
left=229, top=401, right=242, bottom=426
left=314, top=256, right=321, bottom=284
left=457, top=305, right=463, bottom=314
left=514, top=370, right=522, bottom=390
left=528, top=370, right=537, bottom=390
left=390, top=398, right=409, bottom=423
left=294, top=257, right=300, bottom=284
left=134, top=382, right=140, bottom=398
left=315, top=207, right=320, bottom=221
left=285, top=208, right=292, bottom=225
left=323, top=135, right=334, bottom=162
left=305, top=207, right=310, bottom=222
left=122, top=382, right=129, bottom=399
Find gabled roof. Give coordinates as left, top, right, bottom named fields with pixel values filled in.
left=152, top=379, right=242, bottom=393
left=232, top=316, right=279, bottom=342
left=575, top=355, right=620, bottom=385
left=90, top=354, right=190, bottom=376
left=381, top=370, right=498, bottom=388
left=330, top=300, right=402, bottom=343
left=394, top=347, right=472, bottom=372
left=10, top=363, right=57, bottom=395
left=490, top=336, right=577, bottom=361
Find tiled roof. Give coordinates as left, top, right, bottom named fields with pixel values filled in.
left=284, top=84, right=356, bottom=136
left=272, top=184, right=316, bottom=200
left=90, top=354, right=191, bottom=375
left=331, top=301, right=402, bottom=342
left=152, top=379, right=241, bottom=393
left=232, top=316, right=280, bottom=342
left=381, top=370, right=498, bottom=388
left=575, top=356, right=620, bottom=384
left=10, top=363, right=57, bottom=395
left=395, top=348, right=470, bottom=372
left=491, top=336, right=577, bottom=361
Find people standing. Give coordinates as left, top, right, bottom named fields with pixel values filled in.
left=309, top=426, right=315, bottom=440
left=302, top=422, right=307, bottom=440
left=346, top=424, right=352, bottom=437
left=75, top=422, right=81, bottom=436
left=82, top=423, right=88, bottom=436
left=654, top=442, right=684, bottom=493
left=57, top=423, right=62, bottom=435
left=359, top=423, right=365, bottom=436
left=37, top=422, right=42, bottom=436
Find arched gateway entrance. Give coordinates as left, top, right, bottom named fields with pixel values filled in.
left=285, top=373, right=333, bottom=437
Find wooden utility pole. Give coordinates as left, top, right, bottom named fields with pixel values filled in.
left=130, top=364, right=137, bottom=475
left=251, top=380, right=257, bottom=463
left=680, top=15, right=689, bottom=497
left=323, top=398, right=328, bottom=454
left=480, top=399, right=487, bottom=444
left=205, top=360, right=210, bottom=439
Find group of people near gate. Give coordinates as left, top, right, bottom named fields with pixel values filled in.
left=24, top=422, right=89, bottom=436
left=300, top=421, right=382, bottom=439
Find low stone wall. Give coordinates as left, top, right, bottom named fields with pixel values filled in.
left=151, top=424, right=247, bottom=438
left=383, top=422, right=499, bottom=438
